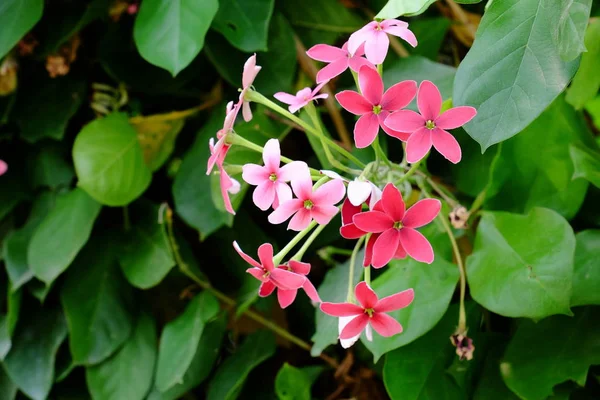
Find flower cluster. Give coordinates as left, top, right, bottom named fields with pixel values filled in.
left=205, top=18, right=477, bottom=348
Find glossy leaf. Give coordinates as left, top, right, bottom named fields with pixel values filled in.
left=376, top=0, right=437, bottom=19
left=133, top=0, right=218, bottom=76
left=467, top=208, right=575, bottom=319
left=570, top=145, right=600, bottom=189
left=566, top=19, right=600, bottom=109
left=28, top=188, right=102, bottom=285
left=454, top=0, right=580, bottom=150
left=0, top=0, right=43, bottom=59
left=556, top=0, right=593, bottom=61
left=275, top=363, right=311, bottom=400
left=212, top=0, right=274, bottom=52
left=571, top=230, right=600, bottom=306
left=73, top=113, right=152, bottom=206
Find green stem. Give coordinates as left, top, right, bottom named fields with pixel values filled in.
left=396, top=159, right=422, bottom=184
left=364, top=265, right=371, bottom=286
left=291, top=223, right=329, bottom=261
left=373, top=136, right=393, bottom=168
left=377, top=64, right=383, bottom=75
left=351, top=69, right=360, bottom=90
left=122, top=206, right=130, bottom=231
left=347, top=236, right=365, bottom=302
left=272, top=221, right=318, bottom=265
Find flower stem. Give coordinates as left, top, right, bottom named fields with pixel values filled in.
left=272, top=221, right=318, bottom=265
left=291, top=223, right=329, bottom=261
left=396, top=159, right=422, bottom=184
left=373, top=136, right=393, bottom=168
left=347, top=236, right=365, bottom=302
left=364, top=264, right=371, bottom=286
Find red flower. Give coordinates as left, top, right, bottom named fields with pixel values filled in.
left=258, top=260, right=321, bottom=308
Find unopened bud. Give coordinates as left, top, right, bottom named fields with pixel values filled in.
left=449, top=206, right=469, bottom=229
left=450, top=333, right=475, bottom=361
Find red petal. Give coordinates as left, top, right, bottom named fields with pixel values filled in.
left=399, top=228, right=434, bottom=264
left=335, top=91, right=372, bottom=115
left=417, top=80, right=442, bottom=121
left=375, top=289, right=415, bottom=312
left=372, top=228, right=401, bottom=268
left=270, top=269, right=306, bottom=290
left=381, top=80, right=417, bottom=111
left=257, top=243, right=275, bottom=271
left=369, top=313, right=403, bottom=337
left=259, top=281, right=276, bottom=297
left=402, top=198, right=441, bottom=228
left=340, top=314, right=369, bottom=339
left=320, top=302, right=364, bottom=317
left=277, top=289, right=298, bottom=308
left=381, top=183, right=405, bottom=222
left=353, top=211, right=394, bottom=233
left=431, top=128, right=462, bottom=164
left=233, top=241, right=260, bottom=268
left=358, top=65, right=383, bottom=105
left=355, top=281, right=378, bottom=309
left=435, top=106, right=477, bottom=130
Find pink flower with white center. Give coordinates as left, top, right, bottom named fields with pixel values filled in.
left=385, top=80, right=477, bottom=164
left=268, top=177, right=346, bottom=231
left=353, top=183, right=441, bottom=267
left=348, top=19, right=417, bottom=65
left=274, top=82, right=329, bottom=114
left=239, top=54, right=261, bottom=122
left=306, top=42, right=375, bottom=84
left=336, top=66, right=417, bottom=148
left=206, top=101, right=240, bottom=175
left=257, top=260, right=321, bottom=308
left=0, top=160, right=7, bottom=176
left=321, top=281, right=414, bottom=342
left=233, top=242, right=306, bottom=292
left=242, top=139, right=309, bottom=211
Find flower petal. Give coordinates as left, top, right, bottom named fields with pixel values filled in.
left=348, top=180, right=372, bottom=206
left=364, top=31, right=389, bottom=65
left=278, top=160, right=309, bottom=182
left=270, top=269, right=306, bottom=290
left=312, top=179, right=346, bottom=205
left=291, top=176, right=314, bottom=200
left=262, top=138, right=280, bottom=171
left=363, top=233, right=379, bottom=266
left=335, top=91, right=372, bottom=115
left=384, top=25, right=417, bottom=47
left=252, top=181, right=276, bottom=211
left=381, top=80, right=417, bottom=111
left=273, top=92, right=298, bottom=105
left=399, top=228, right=434, bottom=264
left=354, top=113, right=380, bottom=148
left=372, top=228, right=401, bottom=268
left=348, top=55, right=375, bottom=73
left=348, top=23, right=374, bottom=55
left=288, top=260, right=311, bottom=275
left=431, top=128, right=462, bottom=164
left=316, top=57, right=349, bottom=83
left=247, top=267, right=267, bottom=282
left=405, top=127, right=432, bottom=164
left=358, top=65, right=383, bottom=105
left=353, top=211, right=394, bottom=233
left=340, top=314, right=369, bottom=339
left=257, top=243, right=275, bottom=271
left=259, top=281, right=276, bottom=297
left=403, top=198, right=441, bottom=228
left=375, top=289, right=415, bottom=313
left=435, top=106, right=477, bottom=130
left=242, top=54, right=261, bottom=88
left=370, top=313, right=403, bottom=337
left=379, top=112, right=411, bottom=141
left=341, top=197, right=362, bottom=225
left=277, top=289, right=298, bottom=308
left=320, top=302, right=364, bottom=317
left=355, top=281, right=378, bottom=309
left=0, top=160, right=6, bottom=176
left=394, top=242, right=407, bottom=259
left=233, top=241, right=261, bottom=268
left=384, top=110, right=425, bottom=133
left=219, top=169, right=236, bottom=215
left=242, top=163, right=268, bottom=185
left=268, top=199, right=303, bottom=225
left=302, top=279, right=322, bottom=303
left=242, top=100, right=253, bottom=122
left=311, top=205, right=339, bottom=225
left=288, top=208, right=313, bottom=231
left=417, top=80, right=442, bottom=121
left=381, top=183, right=405, bottom=221
left=340, top=223, right=366, bottom=239
left=306, top=44, right=346, bottom=62
left=339, top=316, right=361, bottom=348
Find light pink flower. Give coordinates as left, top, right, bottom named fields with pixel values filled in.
left=206, top=101, right=240, bottom=175
left=257, top=260, right=321, bottom=308
left=321, top=281, right=414, bottom=341
left=239, top=54, right=262, bottom=122
left=353, top=183, right=441, bottom=267
left=0, top=160, right=7, bottom=176
left=210, top=138, right=240, bottom=215
left=385, top=80, right=477, bottom=164
left=306, top=42, right=375, bottom=84
left=268, top=177, right=346, bottom=231
left=274, top=82, right=329, bottom=113
left=234, top=242, right=306, bottom=292
left=242, top=139, right=309, bottom=211
left=348, top=19, right=417, bottom=65
left=336, top=66, right=417, bottom=148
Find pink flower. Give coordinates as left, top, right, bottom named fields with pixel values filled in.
left=336, top=66, right=416, bottom=148
left=353, top=183, right=441, bottom=267
left=242, top=139, right=309, bottom=211
left=234, top=241, right=306, bottom=292
left=321, top=281, right=414, bottom=341
left=209, top=138, right=241, bottom=215
left=306, top=42, right=375, bottom=83
left=385, top=80, right=477, bottom=164
left=348, top=19, right=417, bottom=65
left=274, top=82, right=329, bottom=113
left=239, top=54, right=261, bottom=122
left=0, top=160, right=7, bottom=176
left=268, top=177, right=345, bottom=231
left=257, top=260, right=321, bottom=308
left=207, top=101, right=240, bottom=175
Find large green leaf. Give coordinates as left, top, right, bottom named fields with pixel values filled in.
left=0, top=365, right=17, bottom=400
left=26, top=144, right=75, bottom=189
left=571, top=230, right=600, bottom=306
left=133, top=0, right=218, bottom=76
left=0, top=0, right=43, bottom=59
left=275, top=363, right=311, bottom=400
left=207, top=330, right=276, bottom=400
left=556, top=0, right=593, bottom=61
left=212, top=0, right=274, bottom=52
left=472, top=339, right=519, bottom=400
left=60, top=240, right=135, bottom=365
left=3, top=308, right=67, bottom=400
left=407, top=18, right=452, bottom=61
left=453, top=0, right=580, bottom=150
left=375, top=0, right=437, bottom=19
left=86, top=313, right=157, bottom=400
left=565, top=20, right=600, bottom=109
left=28, top=188, right=102, bottom=285
left=73, top=113, right=152, bottom=206
left=0, top=289, right=21, bottom=360
left=467, top=208, right=575, bottom=319
left=155, top=292, right=220, bottom=392
left=570, top=144, right=600, bottom=189
left=501, top=307, right=600, bottom=400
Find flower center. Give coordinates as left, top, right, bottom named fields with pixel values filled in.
left=372, top=104, right=382, bottom=115
left=374, top=21, right=383, bottom=31
left=426, top=120, right=436, bottom=130
left=263, top=271, right=270, bottom=278
left=269, top=173, right=278, bottom=182
left=364, top=308, right=374, bottom=317
left=304, top=199, right=314, bottom=210
left=393, top=221, right=403, bottom=229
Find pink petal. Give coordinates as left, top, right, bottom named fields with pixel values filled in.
left=348, top=55, right=375, bottom=73
left=288, top=260, right=311, bottom=275
left=302, top=279, right=322, bottom=303
left=405, top=127, right=432, bottom=164
left=278, top=161, right=309, bottom=182
left=417, top=80, right=442, bottom=121
left=354, top=113, right=380, bottom=148
left=259, top=281, right=276, bottom=297
left=320, top=302, right=364, bottom=317
left=341, top=197, right=362, bottom=225
left=399, top=228, right=434, bottom=264
left=252, top=181, right=276, bottom=211
left=403, top=199, right=441, bottom=228
left=247, top=267, right=268, bottom=282
left=379, top=111, right=411, bottom=141
left=274, top=182, right=292, bottom=207
left=291, top=176, right=314, bottom=200
left=347, top=180, right=372, bottom=206
left=381, top=19, right=409, bottom=29
left=384, top=110, right=426, bottom=133
left=384, top=25, right=417, bottom=48
left=381, top=80, right=417, bottom=111
left=277, top=289, right=298, bottom=308
left=242, top=54, right=261, bottom=88
left=358, top=65, right=383, bottom=105
left=375, top=289, right=415, bottom=313
left=381, top=184, right=405, bottom=221
left=288, top=208, right=313, bottom=231
left=311, top=81, right=329, bottom=96
left=289, top=100, right=309, bottom=114
left=364, top=31, right=390, bottom=65
left=339, top=316, right=361, bottom=348
left=432, top=128, right=462, bottom=164
left=363, top=233, right=379, bottom=267
left=257, top=243, right=275, bottom=271
left=340, top=314, right=369, bottom=339
left=372, top=228, right=402, bottom=268
left=242, top=99, right=253, bottom=122
left=335, top=91, right=372, bottom=115
left=262, top=138, right=281, bottom=171
left=435, top=106, right=477, bottom=130
left=353, top=211, right=394, bottom=233
left=268, top=199, right=303, bottom=225
left=312, top=179, right=346, bottom=205
left=348, top=24, right=374, bottom=55
left=306, top=44, right=346, bottom=62
left=219, top=169, right=235, bottom=215
left=340, top=223, right=366, bottom=240
left=242, top=163, right=268, bottom=185
left=369, top=313, right=403, bottom=337
left=0, top=160, right=6, bottom=176
left=355, top=281, right=378, bottom=309
left=316, top=57, right=349, bottom=83
left=270, top=269, right=306, bottom=290
left=394, top=242, right=407, bottom=259
left=273, top=92, right=298, bottom=105
left=311, top=205, right=339, bottom=225
left=234, top=241, right=261, bottom=268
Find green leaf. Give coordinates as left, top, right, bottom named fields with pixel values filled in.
left=570, top=144, right=600, bottom=188
left=133, top=0, right=218, bottom=76
left=207, top=330, right=276, bottom=400
left=0, top=289, right=21, bottom=360
left=275, top=363, right=311, bottom=400
left=212, top=0, right=274, bottom=52
left=60, top=239, right=135, bottom=365
left=555, top=0, right=593, bottom=61
left=28, top=188, right=102, bottom=285
left=407, top=18, right=452, bottom=61
left=453, top=0, right=580, bottom=150
left=0, top=0, right=43, bottom=59
left=155, top=292, right=220, bottom=392
left=27, top=144, right=75, bottom=189
left=375, top=0, right=437, bottom=19
left=0, top=365, right=17, bottom=400
left=73, top=113, right=152, bottom=206
left=467, top=208, right=575, bottom=319
left=501, top=307, right=600, bottom=400
left=566, top=20, right=600, bottom=109
left=472, top=339, right=519, bottom=400
left=3, top=308, right=67, bottom=400
left=571, top=230, right=600, bottom=306
left=86, top=313, right=157, bottom=400
left=117, top=201, right=175, bottom=289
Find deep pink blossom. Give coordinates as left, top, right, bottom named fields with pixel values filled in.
left=321, top=282, right=414, bottom=341
left=257, top=260, right=321, bottom=308
left=234, top=242, right=306, bottom=292
left=348, top=19, right=417, bottom=65
left=239, top=54, right=262, bottom=122
left=268, top=177, right=345, bottom=231
left=353, top=183, right=441, bottom=267
left=306, top=42, right=375, bottom=83
left=274, top=82, right=329, bottom=113
left=336, top=66, right=416, bottom=148
left=206, top=101, right=240, bottom=175
left=385, top=80, right=477, bottom=164
left=0, top=160, right=7, bottom=176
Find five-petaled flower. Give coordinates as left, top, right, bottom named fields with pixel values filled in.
left=348, top=19, right=417, bottom=65
left=0, top=160, right=7, bottom=176
left=242, top=139, right=309, bottom=211
left=239, top=54, right=261, bottom=122
left=321, top=281, right=414, bottom=343
left=353, top=183, right=441, bottom=267
left=257, top=260, right=321, bottom=308
left=206, top=101, right=239, bottom=175
left=274, top=82, right=329, bottom=113
left=336, top=66, right=417, bottom=148
left=385, top=80, right=477, bottom=164
left=306, top=42, right=375, bottom=84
